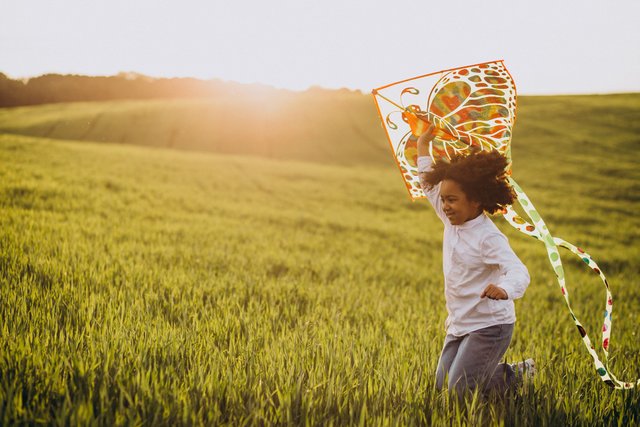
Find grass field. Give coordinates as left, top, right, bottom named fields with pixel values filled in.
left=1, top=93, right=640, bottom=425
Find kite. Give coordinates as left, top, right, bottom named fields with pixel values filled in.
left=371, top=60, right=638, bottom=389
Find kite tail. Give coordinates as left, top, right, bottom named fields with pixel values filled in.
left=503, top=177, right=639, bottom=390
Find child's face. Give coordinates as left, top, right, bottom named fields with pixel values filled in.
left=439, top=179, right=482, bottom=225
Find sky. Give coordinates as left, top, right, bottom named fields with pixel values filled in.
left=1, top=0, right=639, bottom=94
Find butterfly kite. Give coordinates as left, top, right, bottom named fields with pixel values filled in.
left=371, top=60, right=638, bottom=389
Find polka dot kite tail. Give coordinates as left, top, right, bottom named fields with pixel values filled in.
left=371, top=60, right=638, bottom=389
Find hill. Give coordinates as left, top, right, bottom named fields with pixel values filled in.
left=0, top=89, right=386, bottom=166
left=1, top=92, right=638, bottom=167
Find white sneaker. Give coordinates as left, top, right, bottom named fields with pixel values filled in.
left=512, top=358, right=536, bottom=380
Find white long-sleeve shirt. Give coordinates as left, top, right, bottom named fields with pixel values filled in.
left=417, top=156, right=530, bottom=336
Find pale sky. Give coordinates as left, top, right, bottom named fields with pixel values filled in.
left=1, top=0, right=639, bottom=94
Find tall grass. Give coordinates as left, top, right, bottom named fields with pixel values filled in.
left=1, top=93, right=639, bottom=425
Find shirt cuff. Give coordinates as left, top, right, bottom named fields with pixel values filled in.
left=417, top=156, right=433, bottom=173
left=498, top=282, right=515, bottom=300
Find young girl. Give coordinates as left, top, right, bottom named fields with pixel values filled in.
left=416, top=123, right=534, bottom=399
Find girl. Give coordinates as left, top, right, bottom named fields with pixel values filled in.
left=416, top=123, right=535, bottom=399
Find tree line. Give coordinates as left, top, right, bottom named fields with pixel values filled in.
left=0, top=72, right=291, bottom=107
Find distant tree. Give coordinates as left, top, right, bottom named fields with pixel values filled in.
left=0, top=73, right=27, bottom=107
left=0, top=72, right=220, bottom=106
left=0, top=72, right=359, bottom=107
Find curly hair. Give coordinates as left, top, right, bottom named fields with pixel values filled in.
left=421, top=151, right=516, bottom=214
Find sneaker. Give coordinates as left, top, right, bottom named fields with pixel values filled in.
left=512, top=358, right=536, bottom=380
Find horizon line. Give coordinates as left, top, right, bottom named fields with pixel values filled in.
left=1, top=69, right=639, bottom=97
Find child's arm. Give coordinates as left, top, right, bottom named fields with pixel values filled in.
left=480, top=234, right=530, bottom=300
left=416, top=122, right=448, bottom=223
left=416, top=121, right=435, bottom=183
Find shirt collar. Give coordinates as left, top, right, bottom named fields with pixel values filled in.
left=455, top=212, right=486, bottom=230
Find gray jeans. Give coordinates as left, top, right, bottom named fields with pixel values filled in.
left=435, top=323, right=516, bottom=398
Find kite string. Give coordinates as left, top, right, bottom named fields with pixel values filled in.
left=505, top=178, right=639, bottom=389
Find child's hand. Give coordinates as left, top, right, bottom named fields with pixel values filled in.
left=417, top=120, right=436, bottom=158
left=481, top=284, right=508, bottom=300
left=417, top=122, right=437, bottom=146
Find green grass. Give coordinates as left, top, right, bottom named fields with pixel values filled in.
left=1, top=93, right=640, bottom=425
